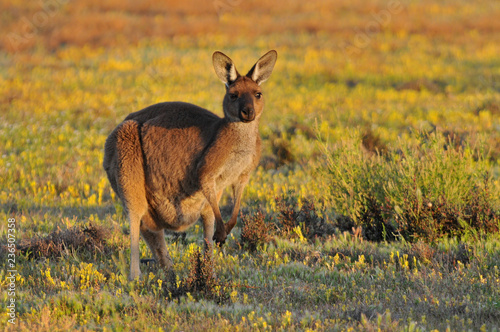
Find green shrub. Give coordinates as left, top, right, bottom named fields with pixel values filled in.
left=322, top=131, right=500, bottom=242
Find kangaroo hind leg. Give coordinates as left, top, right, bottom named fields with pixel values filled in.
left=140, top=214, right=173, bottom=270
left=115, top=120, right=148, bottom=280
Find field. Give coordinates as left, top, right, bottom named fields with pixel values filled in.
left=1, top=0, right=500, bottom=330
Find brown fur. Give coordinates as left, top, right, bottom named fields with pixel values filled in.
left=103, top=50, right=277, bottom=279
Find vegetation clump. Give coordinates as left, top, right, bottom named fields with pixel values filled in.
left=239, top=210, right=275, bottom=251
left=357, top=194, right=396, bottom=242
left=16, top=224, right=112, bottom=259
left=165, top=246, right=230, bottom=305
left=395, top=179, right=499, bottom=242
left=275, top=194, right=335, bottom=241
left=361, top=127, right=388, bottom=157
left=323, top=132, right=500, bottom=242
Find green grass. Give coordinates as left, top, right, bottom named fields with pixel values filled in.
left=2, top=224, right=500, bottom=331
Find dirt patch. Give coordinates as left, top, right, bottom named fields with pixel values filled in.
left=395, top=78, right=445, bottom=94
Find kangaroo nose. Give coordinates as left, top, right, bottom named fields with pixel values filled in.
left=240, top=107, right=255, bottom=122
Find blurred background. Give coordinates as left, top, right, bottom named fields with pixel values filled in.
left=2, top=0, right=499, bottom=53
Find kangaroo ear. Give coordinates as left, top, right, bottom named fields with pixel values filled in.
left=213, top=51, right=240, bottom=86
left=246, top=50, right=277, bottom=85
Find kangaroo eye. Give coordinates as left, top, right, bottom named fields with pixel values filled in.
left=255, top=92, right=262, bottom=99
left=229, top=93, right=238, bottom=101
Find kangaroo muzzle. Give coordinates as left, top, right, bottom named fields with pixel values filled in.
left=239, top=107, right=255, bottom=122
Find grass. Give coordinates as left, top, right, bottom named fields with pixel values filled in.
left=2, top=226, right=499, bottom=331
left=1, top=0, right=500, bottom=330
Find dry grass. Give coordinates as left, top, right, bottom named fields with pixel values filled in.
left=2, top=0, right=499, bottom=53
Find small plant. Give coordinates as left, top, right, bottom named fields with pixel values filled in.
left=164, top=245, right=229, bottom=304
left=185, top=248, right=217, bottom=296
left=275, top=194, right=335, bottom=241
left=269, top=133, right=296, bottom=167
left=405, top=240, right=471, bottom=271
left=240, top=210, right=274, bottom=251
left=408, top=240, right=436, bottom=264
left=362, top=127, right=388, bottom=157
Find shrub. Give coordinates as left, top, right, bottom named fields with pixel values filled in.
left=357, top=194, right=396, bottom=242
left=275, top=194, right=335, bottom=241
left=322, top=131, right=500, bottom=242
left=164, top=246, right=229, bottom=304
left=271, top=135, right=296, bottom=167
left=240, top=210, right=275, bottom=252
left=361, top=127, right=388, bottom=157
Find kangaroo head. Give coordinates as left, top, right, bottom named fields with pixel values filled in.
left=213, top=50, right=277, bottom=123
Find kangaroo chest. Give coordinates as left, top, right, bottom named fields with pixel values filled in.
left=209, top=124, right=258, bottom=189
left=215, top=149, right=254, bottom=188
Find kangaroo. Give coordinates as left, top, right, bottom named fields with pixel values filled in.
left=103, top=50, right=277, bottom=280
